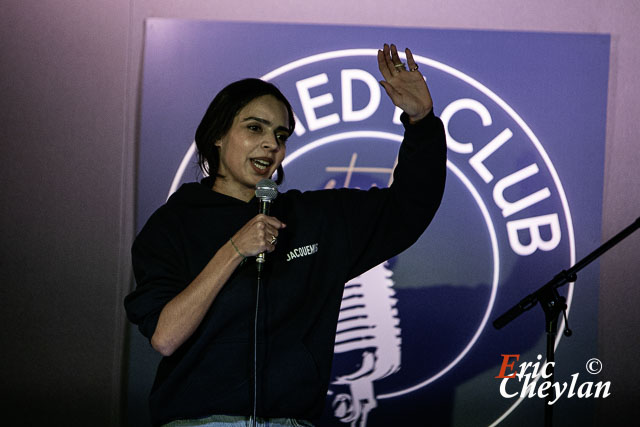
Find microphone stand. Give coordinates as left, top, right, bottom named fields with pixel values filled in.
left=493, top=216, right=640, bottom=427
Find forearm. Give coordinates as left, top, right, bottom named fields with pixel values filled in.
left=151, top=240, right=243, bottom=356
left=393, top=111, right=447, bottom=203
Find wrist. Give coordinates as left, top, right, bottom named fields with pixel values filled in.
left=229, top=237, right=247, bottom=264
left=408, top=107, right=432, bottom=124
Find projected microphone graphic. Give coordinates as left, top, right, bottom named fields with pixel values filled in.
left=331, top=262, right=402, bottom=427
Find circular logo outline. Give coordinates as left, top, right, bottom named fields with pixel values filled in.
left=169, top=48, right=577, bottom=426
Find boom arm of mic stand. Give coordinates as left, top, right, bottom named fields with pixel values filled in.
left=493, top=271, right=573, bottom=329
left=493, top=216, right=640, bottom=330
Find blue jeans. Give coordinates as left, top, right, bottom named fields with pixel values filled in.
left=163, top=414, right=314, bottom=427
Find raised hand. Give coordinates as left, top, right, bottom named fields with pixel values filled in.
left=377, top=43, right=433, bottom=123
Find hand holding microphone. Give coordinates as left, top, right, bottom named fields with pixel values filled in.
left=255, top=179, right=279, bottom=271
left=228, top=179, right=284, bottom=272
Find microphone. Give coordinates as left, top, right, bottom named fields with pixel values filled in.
left=331, top=262, right=402, bottom=425
left=255, top=179, right=278, bottom=272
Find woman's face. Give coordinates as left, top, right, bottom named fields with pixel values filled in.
left=214, top=95, right=290, bottom=199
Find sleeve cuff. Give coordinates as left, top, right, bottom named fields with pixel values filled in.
left=400, top=109, right=436, bottom=127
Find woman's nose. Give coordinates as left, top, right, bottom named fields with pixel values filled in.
left=262, top=135, right=280, bottom=150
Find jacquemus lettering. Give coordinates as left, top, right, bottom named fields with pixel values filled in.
left=286, top=243, right=319, bottom=262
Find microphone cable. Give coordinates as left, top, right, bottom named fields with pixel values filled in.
left=251, top=273, right=261, bottom=427
left=251, top=178, right=277, bottom=427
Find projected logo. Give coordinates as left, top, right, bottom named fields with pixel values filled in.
left=171, top=50, right=575, bottom=426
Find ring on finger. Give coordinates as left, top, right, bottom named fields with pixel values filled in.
left=394, top=62, right=405, bottom=71
left=410, top=65, right=419, bottom=72
left=269, top=235, right=277, bottom=245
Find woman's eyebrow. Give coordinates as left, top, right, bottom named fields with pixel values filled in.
left=241, top=116, right=289, bottom=133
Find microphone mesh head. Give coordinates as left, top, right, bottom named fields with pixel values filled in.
left=255, top=179, right=278, bottom=201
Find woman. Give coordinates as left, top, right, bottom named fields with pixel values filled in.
left=125, top=44, right=447, bottom=426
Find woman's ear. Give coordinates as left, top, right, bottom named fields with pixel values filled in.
left=214, top=139, right=222, bottom=148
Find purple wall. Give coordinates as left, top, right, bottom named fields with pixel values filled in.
left=1, top=1, right=638, bottom=425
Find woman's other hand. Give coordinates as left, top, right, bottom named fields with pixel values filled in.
left=377, top=43, right=433, bottom=123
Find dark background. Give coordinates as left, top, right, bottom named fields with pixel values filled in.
left=1, top=1, right=639, bottom=426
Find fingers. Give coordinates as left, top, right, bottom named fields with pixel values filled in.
left=232, top=214, right=285, bottom=257
left=405, top=48, right=418, bottom=72
left=255, top=214, right=284, bottom=249
left=378, top=44, right=395, bottom=81
left=377, top=44, right=432, bottom=121
left=377, top=49, right=391, bottom=81
left=390, top=44, right=405, bottom=71
left=255, top=213, right=286, bottom=230
left=379, top=44, right=417, bottom=79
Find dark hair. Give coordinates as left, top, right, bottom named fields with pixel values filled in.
left=195, top=78, right=295, bottom=185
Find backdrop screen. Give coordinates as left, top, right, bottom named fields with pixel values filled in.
left=134, top=19, right=609, bottom=426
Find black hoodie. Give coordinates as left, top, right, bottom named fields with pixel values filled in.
left=124, top=111, right=447, bottom=425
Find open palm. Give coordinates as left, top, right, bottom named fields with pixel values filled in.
left=377, top=43, right=433, bottom=123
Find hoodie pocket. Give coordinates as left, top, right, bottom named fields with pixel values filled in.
left=263, top=340, right=322, bottom=414
left=178, top=341, right=251, bottom=408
